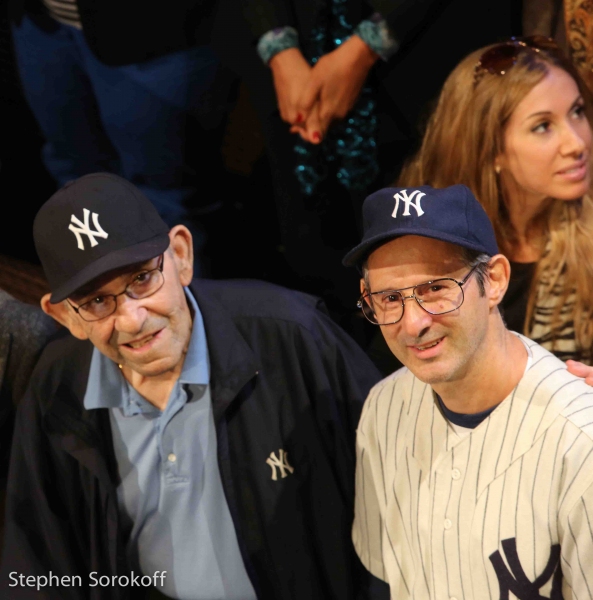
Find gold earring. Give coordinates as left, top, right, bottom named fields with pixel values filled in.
left=495, top=164, right=501, bottom=174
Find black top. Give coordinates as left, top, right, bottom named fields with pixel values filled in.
left=437, top=395, right=497, bottom=429
left=501, top=261, right=536, bottom=335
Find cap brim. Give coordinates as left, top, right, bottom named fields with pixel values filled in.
left=49, top=233, right=170, bottom=303
left=343, top=229, right=494, bottom=268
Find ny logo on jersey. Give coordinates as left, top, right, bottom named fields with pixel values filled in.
left=489, top=538, right=562, bottom=599
left=69, top=209, right=109, bottom=250
left=392, top=189, right=426, bottom=219
left=266, top=449, right=294, bottom=481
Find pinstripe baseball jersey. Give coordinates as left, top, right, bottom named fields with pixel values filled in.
left=353, top=334, right=593, bottom=599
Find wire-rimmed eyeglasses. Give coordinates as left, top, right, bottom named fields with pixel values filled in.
left=67, top=254, right=165, bottom=322
left=358, top=263, right=481, bottom=326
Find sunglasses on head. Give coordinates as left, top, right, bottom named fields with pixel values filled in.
left=473, top=36, right=561, bottom=85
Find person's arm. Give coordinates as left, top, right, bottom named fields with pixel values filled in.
left=293, top=0, right=453, bottom=142
left=259, top=28, right=380, bottom=141
left=368, top=0, right=453, bottom=48
left=290, top=12, right=398, bottom=142
left=0, top=362, right=89, bottom=598
left=252, top=21, right=313, bottom=129
left=294, top=35, right=380, bottom=143
left=240, top=0, right=294, bottom=41
left=253, top=7, right=399, bottom=141
left=565, top=360, right=593, bottom=385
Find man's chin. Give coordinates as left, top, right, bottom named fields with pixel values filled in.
left=406, top=360, right=452, bottom=386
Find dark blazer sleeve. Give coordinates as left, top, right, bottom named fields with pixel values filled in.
left=371, top=0, right=454, bottom=47
left=0, top=339, right=120, bottom=600
left=238, top=0, right=454, bottom=48
left=240, top=0, right=296, bottom=40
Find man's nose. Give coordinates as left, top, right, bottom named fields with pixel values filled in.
left=113, top=294, right=146, bottom=332
left=400, top=295, right=433, bottom=338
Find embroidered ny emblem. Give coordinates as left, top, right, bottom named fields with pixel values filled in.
left=392, top=189, right=426, bottom=218
left=69, top=209, right=109, bottom=250
left=266, top=449, right=294, bottom=481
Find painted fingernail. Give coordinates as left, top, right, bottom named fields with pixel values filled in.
left=296, top=113, right=303, bottom=123
left=313, top=131, right=320, bottom=141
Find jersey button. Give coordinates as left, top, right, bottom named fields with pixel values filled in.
left=444, top=518, right=452, bottom=530
left=450, top=597, right=458, bottom=600
left=167, top=453, right=177, bottom=463
left=451, top=468, right=461, bottom=480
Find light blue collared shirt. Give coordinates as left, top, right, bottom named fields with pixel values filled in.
left=84, top=289, right=256, bottom=600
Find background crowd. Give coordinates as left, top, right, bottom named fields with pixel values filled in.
left=3, top=0, right=593, bottom=404
left=0, top=0, right=521, bottom=327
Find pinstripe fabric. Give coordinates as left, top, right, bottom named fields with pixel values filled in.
left=353, top=335, right=593, bottom=599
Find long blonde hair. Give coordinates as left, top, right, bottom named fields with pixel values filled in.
left=399, top=43, right=593, bottom=360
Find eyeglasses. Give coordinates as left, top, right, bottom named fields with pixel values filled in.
left=358, top=263, right=481, bottom=326
left=474, top=36, right=560, bottom=85
left=67, top=254, right=165, bottom=322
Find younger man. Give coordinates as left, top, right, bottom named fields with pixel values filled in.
left=344, top=185, right=593, bottom=598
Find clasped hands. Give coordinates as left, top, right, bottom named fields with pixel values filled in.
left=269, top=36, right=378, bottom=144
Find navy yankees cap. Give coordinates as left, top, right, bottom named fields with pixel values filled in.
left=34, top=173, right=170, bottom=303
left=343, top=184, right=499, bottom=268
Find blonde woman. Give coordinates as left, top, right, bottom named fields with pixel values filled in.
left=399, top=37, right=593, bottom=364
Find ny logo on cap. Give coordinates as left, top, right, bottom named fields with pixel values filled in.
left=392, top=189, right=426, bottom=219
left=69, top=209, right=109, bottom=250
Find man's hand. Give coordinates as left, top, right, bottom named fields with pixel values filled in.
left=566, top=360, right=593, bottom=385
left=269, top=48, right=313, bottom=127
left=293, top=35, right=378, bottom=144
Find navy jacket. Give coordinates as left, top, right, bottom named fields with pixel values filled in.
left=1, top=279, right=383, bottom=599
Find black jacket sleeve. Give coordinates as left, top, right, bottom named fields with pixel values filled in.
left=238, top=0, right=454, bottom=47
left=1, top=375, right=91, bottom=599
left=0, top=339, right=123, bottom=600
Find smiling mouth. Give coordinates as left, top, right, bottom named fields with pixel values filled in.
left=124, top=332, right=157, bottom=349
left=414, top=338, right=443, bottom=351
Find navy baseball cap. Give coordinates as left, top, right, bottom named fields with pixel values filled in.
left=343, top=184, right=499, bottom=268
left=34, top=173, right=170, bottom=303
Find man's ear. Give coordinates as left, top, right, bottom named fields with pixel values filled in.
left=168, top=225, right=194, bottom=286
left=40, top=293, right=89, bottom=340
left=485, top=254, right=511, bottom=309
left=360, top=278, right=366, bottom=295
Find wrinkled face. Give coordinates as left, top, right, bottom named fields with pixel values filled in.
left=67, top=248, right=193, bottom=379
left=498, top=65, right=592, bottom=206
left=364, top=236, right=491, bottom=385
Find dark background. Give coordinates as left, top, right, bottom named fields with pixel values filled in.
left=0, top=4, right=524, bottom=300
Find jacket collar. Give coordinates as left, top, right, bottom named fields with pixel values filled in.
left=190, top=280, right=260, bottom=423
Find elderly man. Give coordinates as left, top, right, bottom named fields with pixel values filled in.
left=343, top=185, right=593, bottom=598
left=1, top=173, right=384, bottom=600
